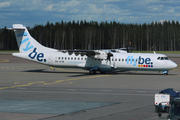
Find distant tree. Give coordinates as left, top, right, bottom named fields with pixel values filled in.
left=0, top=20, right=180, bottom=51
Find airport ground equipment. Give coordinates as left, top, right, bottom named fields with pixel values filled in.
left=155, top=88, right=180, bottom=113
left=167, top=98, right=180, bottom=120
left=155, top=93, right=170, bottom=113
left=158, top=98, right=180, bottom=120
left=156, top=88, right=180, bottom=119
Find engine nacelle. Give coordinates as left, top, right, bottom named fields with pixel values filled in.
left=94, top=51, right=107, bottom=60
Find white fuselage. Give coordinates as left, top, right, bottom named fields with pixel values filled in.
left=13, top=50, right=177, bottom=72
left=10, top=24, right=177, bottom=74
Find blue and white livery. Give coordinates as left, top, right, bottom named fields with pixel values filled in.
left=10, top=24, right=177, bottom=75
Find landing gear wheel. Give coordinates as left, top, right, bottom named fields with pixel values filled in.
left=100, top=71, right=106, bottom=74
left=89, top=70, right=96, bottom=75
left=164, top=73, right=168, bottom=76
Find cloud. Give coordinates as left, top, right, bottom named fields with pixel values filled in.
left=44, top=4, right=54, bottom=11
left=1, top=0, right=180, bottom=28
left=70, top=8, right=79, bottom=13
left=61, top=0, right=81, bottom=8
left=0, top=1, right=11, bottom=8
left=175, top=13, right=180, bottom=16
left=58, top=8, right=66, bottom=12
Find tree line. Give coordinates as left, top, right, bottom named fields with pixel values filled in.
left=0, top=20, right=180, bottom=51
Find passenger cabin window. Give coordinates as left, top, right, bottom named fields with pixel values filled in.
left=119, top=59, right=121, bottom=61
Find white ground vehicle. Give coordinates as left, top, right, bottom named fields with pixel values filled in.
left=155, top=93, right=170, bottom=113
left=156, top=89, right=180, bottom=119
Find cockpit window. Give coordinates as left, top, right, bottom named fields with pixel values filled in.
left=157, top=57, right=169, bottom=60
left=164, top=57, right=169, bottom=60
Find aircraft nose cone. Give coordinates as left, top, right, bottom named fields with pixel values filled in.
left=171, top=62, right=177, bottom=68
left=174, top=63, right=178, bottom=68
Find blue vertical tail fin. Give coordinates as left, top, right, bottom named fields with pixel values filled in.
left=11, top=24, right=57, bottom=53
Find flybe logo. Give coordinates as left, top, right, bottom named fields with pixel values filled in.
left=127, top=56, right=153, bottom=67
left=28, top=48, right=46, bottom=62
left=17, top=32, right=34, bottom=51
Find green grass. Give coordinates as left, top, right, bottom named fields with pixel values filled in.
left=0, top=50, right=18, bottom=52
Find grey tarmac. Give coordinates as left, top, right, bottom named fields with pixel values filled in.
left=0, top=55, right=180, bottom=120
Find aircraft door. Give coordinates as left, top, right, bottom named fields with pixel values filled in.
left=48, top=56, right=52, bottom=65
left=112, top=55, right=116, bottom=68
left=110, top=55, right=116, bottom=68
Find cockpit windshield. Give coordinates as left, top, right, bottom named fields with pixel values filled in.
left=164, top=57, right=169, bottom=60
left=157, top=57, right=169, bottom=60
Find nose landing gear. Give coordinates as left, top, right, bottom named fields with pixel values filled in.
left=163, top=71, right=168, bottom=75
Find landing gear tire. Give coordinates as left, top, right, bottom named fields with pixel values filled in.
left=89, top=70, right=96, bottom=75
left=164, top=73, right=168, bottom=76
left=100, top=71, right=106, bottom=74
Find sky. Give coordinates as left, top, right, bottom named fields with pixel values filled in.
left=1, top=0, right=180, bottom=28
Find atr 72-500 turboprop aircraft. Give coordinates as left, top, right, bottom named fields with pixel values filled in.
left=9, top=24, right=177, bottom=75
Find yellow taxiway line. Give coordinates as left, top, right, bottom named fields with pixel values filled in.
left=0, top=75, right=112, bottom=90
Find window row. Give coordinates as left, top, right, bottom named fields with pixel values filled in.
left=58, top=57, right=87, bottom=60
left=57, top=57, right=139, bottom=62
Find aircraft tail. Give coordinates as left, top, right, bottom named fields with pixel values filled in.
left=10, top=24, right=58, bottom=53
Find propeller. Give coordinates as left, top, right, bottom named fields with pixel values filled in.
left=107, top=52, right=113, bottom=61
left=106, top=52, right=115, bottom=68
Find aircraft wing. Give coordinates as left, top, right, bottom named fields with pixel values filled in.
left=60, top=50, right=113, bottom=60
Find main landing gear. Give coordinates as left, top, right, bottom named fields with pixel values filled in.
left=89, top=66, right=99, bottom=75
left=89, top=70, right=106, bottom=75
left=89, top=66, right=106, bottom=75
left=89, top=70, right=96, bottom=74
